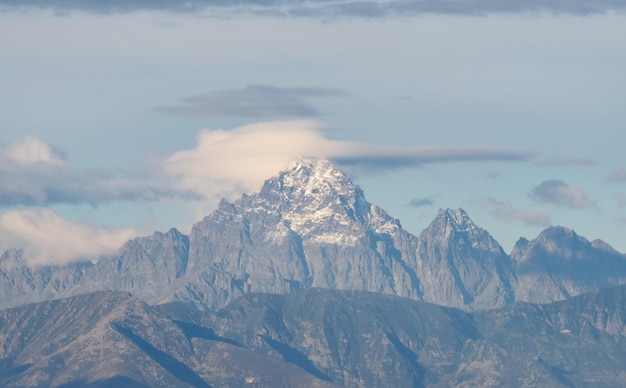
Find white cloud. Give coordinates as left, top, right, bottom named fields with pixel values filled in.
left=163, top=120, right=532, bottom=205
left=164, top=120, right=329, bottom=197
left=5, top=135, right=65, bottom=166
left=0, top=209, right=137, bottom=266
left=609, top=164, right=626, bottom=182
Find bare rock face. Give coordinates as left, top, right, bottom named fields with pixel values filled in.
left=511, top=226, right=626, bottom=304
left=415, top=209, right=515, bottom=310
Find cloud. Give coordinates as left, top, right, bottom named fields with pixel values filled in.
left=535, top=157, right=596, bottom=167
left=4, top=135, right=66, bottom=166
left=483, top=197, right=551, bottom=227
left=529, top=179, right=595, bottom=209
left=1, top=0, right=623, bottom=17
left=158, top=85, right=348, bottom=118
left=0, top=136, right=198, bottom=207
left=163, top=120, right=533, bottom=203
left=614, top=193, right=626, bottom=208
left=0, top=209, right=137, bottom=265
left=1, top=122, right=533, bottom=210
left=608, top=164, right=626, bottom=182
left=407, top=197, right=434, bottom=208
left=331, top=145, right=531, bottom=170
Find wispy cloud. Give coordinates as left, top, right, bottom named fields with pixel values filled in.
left=0, top=209, right=137, bottom=266
left=608, top=164, right=626, bottom=182
left=483, top=197, right=551, bottom=227
left=535, top=157, right=596, bottom=167
left=1, top=0, right=623, bottom=17
left=614, top=193, right=626, bottom=208
left=332, top=145, right=532, bottom=169
left=407, top=197, right=434, bottom=208
left=158, top=85, right=348, bottom=118
left=529, top=179, right=595, bottom=209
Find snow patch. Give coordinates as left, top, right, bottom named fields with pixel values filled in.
left=311, top=233, right=359, bottom=245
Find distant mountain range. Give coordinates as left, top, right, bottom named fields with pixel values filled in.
left=2, top=159, right=626, bottom=311
left=2, top=159, right=626, bottom=387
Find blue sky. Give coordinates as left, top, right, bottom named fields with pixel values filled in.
left=1, top=1, right=626, bottom=264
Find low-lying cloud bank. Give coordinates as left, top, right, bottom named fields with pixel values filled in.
left=0, top=209, right=137, bottom=266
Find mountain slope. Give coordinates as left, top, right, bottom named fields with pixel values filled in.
left=2, top=285, right=626, bottom=387
left=0, top=291, right=334, bottom=388
left=171, top=286, right=626, bottom=387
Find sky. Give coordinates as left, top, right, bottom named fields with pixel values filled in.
left=1, top=0, right=626, bottom=265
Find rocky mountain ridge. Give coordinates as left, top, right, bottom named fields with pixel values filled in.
left=2, top=159, right=626, bottom=312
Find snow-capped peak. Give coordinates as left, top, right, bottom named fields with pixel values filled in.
left=280, top=158, right=355, bottom=197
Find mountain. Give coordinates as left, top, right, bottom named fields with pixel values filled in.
left=4, top=156, right=626, bottom=386
left=1, top=158, right=626, bottom=313
left=511, top=226, right=626, bottom=303
left=174, top=158, right=422, bottom=310
left=2, top=287, right=626, bottom=387
left=415, top=208, right=515, bottom=310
